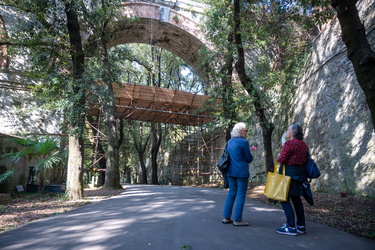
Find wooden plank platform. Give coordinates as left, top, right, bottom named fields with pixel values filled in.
left=89, top=83, right=220, bottom=126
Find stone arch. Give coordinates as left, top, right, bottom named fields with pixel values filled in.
left=106, top=2, right=209, bottom=78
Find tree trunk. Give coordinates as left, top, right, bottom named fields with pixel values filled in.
left=124, top=164, right=131, bottom=184
left=97, top=143, right=106, bottom=186
left=132, top=123, right=151, bottom=184
left=65, top=2, right=85, bottom=199
left=99, top=24, right=122, bottom=189
left=139, top=151, right=148, bottom=184
left=122, top=143, right=131, bottom=184
left=66, top=135, right=84, bottom=199
left=135, top=139, right=149, bottom=184
left=331, top=0, right=375, bottom=128
left=104, top=105, right=122, bottom=189
left=38, top=170, right=46, bottom=192
left=221, top=32, right=236, bottom=141
left=233, top=0, right=275, bottom=173
left=262, top=125, right=275, bottom=172
left=151, top=122, right=162, bottom=184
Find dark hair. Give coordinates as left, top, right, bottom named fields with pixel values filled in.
left=290, top=124, right=304, bottom=140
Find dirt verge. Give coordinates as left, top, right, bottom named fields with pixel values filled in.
left=247, top=183, right=375, bottom=239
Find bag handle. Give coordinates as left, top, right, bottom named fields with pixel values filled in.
left=274, top=162, right=286, bottom=175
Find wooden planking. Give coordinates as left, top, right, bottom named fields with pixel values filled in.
left=89, top=83, right=217, bottom=126
left=113, top=83, right=206, bottom=108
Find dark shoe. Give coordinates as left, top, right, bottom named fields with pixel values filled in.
left=276, top=224, right=297, bottom=236
left=222, top=218, right=233, bottom=224
left=297, top=225, right=306, bottom=234
left=233, top=221, right=249, bottom=226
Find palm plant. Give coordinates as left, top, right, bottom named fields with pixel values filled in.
left=0, top=137, right=65, bottom=192
left=0, top=168, right=14, bottom=192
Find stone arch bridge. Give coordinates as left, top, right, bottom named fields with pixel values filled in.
left=110, top=0, right=210, bottom=76
left=0, top=0, right=216, bottom=131
left=1, top=0, right=209, bottom=79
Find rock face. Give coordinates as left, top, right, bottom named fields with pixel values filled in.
left=236, top=0, right=375, bottom=197
left=0, top=5, right=62, bottom=135
left=0, top=1, right=374, bottom=197
left=279, top=0, right=375, bottom=197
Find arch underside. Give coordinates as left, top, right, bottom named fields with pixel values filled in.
left=108, top=18, right=205, bottom=77
left=100, top=18, right=216, bottom=126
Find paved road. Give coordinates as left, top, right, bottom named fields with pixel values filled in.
left=0, top=184, right=374, bottom=250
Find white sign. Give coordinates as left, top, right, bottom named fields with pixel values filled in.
left=16, top=185, right=24, bottom=192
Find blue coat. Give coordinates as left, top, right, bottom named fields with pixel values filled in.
left=226, top=137, right=253, bottom=178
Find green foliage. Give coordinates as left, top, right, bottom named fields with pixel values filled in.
left=202, top=0, right=317, bottom=126
left=106, top=44, right=203, bottom=93
left=298, top=0, right=335, bottom=25
left=1, top=137, right=65, bottom=173
left=0, top=137, right=66, bottom=191
left=0, top=170, right=13, bottom=185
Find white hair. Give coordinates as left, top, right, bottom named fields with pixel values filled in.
left=231, top=122, right=246, bottom=138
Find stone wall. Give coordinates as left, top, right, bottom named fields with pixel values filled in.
left=0, top=86, right=63, bottom=135
left=283, top=0, right=375, bottom=197
left=0, top=5, right=63, bottom=135
left=248, top=0, right=375, bottom=198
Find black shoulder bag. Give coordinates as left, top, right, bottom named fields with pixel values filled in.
left=216, top=144, right=229, bottom=188
left=216, top=144, right=229, bottom=173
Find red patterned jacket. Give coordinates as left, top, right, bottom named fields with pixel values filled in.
left=277, top=139, right=309, bottom=166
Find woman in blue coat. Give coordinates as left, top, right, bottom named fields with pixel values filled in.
left=222, top=122, right=253, bottom=226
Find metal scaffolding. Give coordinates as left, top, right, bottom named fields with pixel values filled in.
left=86, top=83, right=223, bottom=186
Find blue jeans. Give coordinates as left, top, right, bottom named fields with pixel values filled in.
left=222, top=176, right=249, bottom=222
left=281, top=195, right=305, bottom=228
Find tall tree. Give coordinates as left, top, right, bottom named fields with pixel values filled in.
left=100, top=16, right=122, bottom=189
left=330, top=0, right=375, bottom=128
left=150, top=122, right=162, bottom=184
left=203, top=0, right=313, bottom=172
left=65, top=0, right=86, bottom=199
left=81, top=0, right=123, bottom=189
left=233, top=0, right=275, bottom=172
left=1, top=0, right=88, bottom=199
left=131, top=121, right=151, bottom=184
left=150, top=47, right=163, bottom=185
left=201, top=0, right=238, bottom=140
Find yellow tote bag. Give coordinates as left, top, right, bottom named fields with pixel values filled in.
left=264, top=162, right=291, bottom=202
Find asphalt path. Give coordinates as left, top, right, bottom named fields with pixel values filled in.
left=0, top=184, right=374, bottom=250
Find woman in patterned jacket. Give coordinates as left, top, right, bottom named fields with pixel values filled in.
left=276, top=124, right=309, bottom=236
